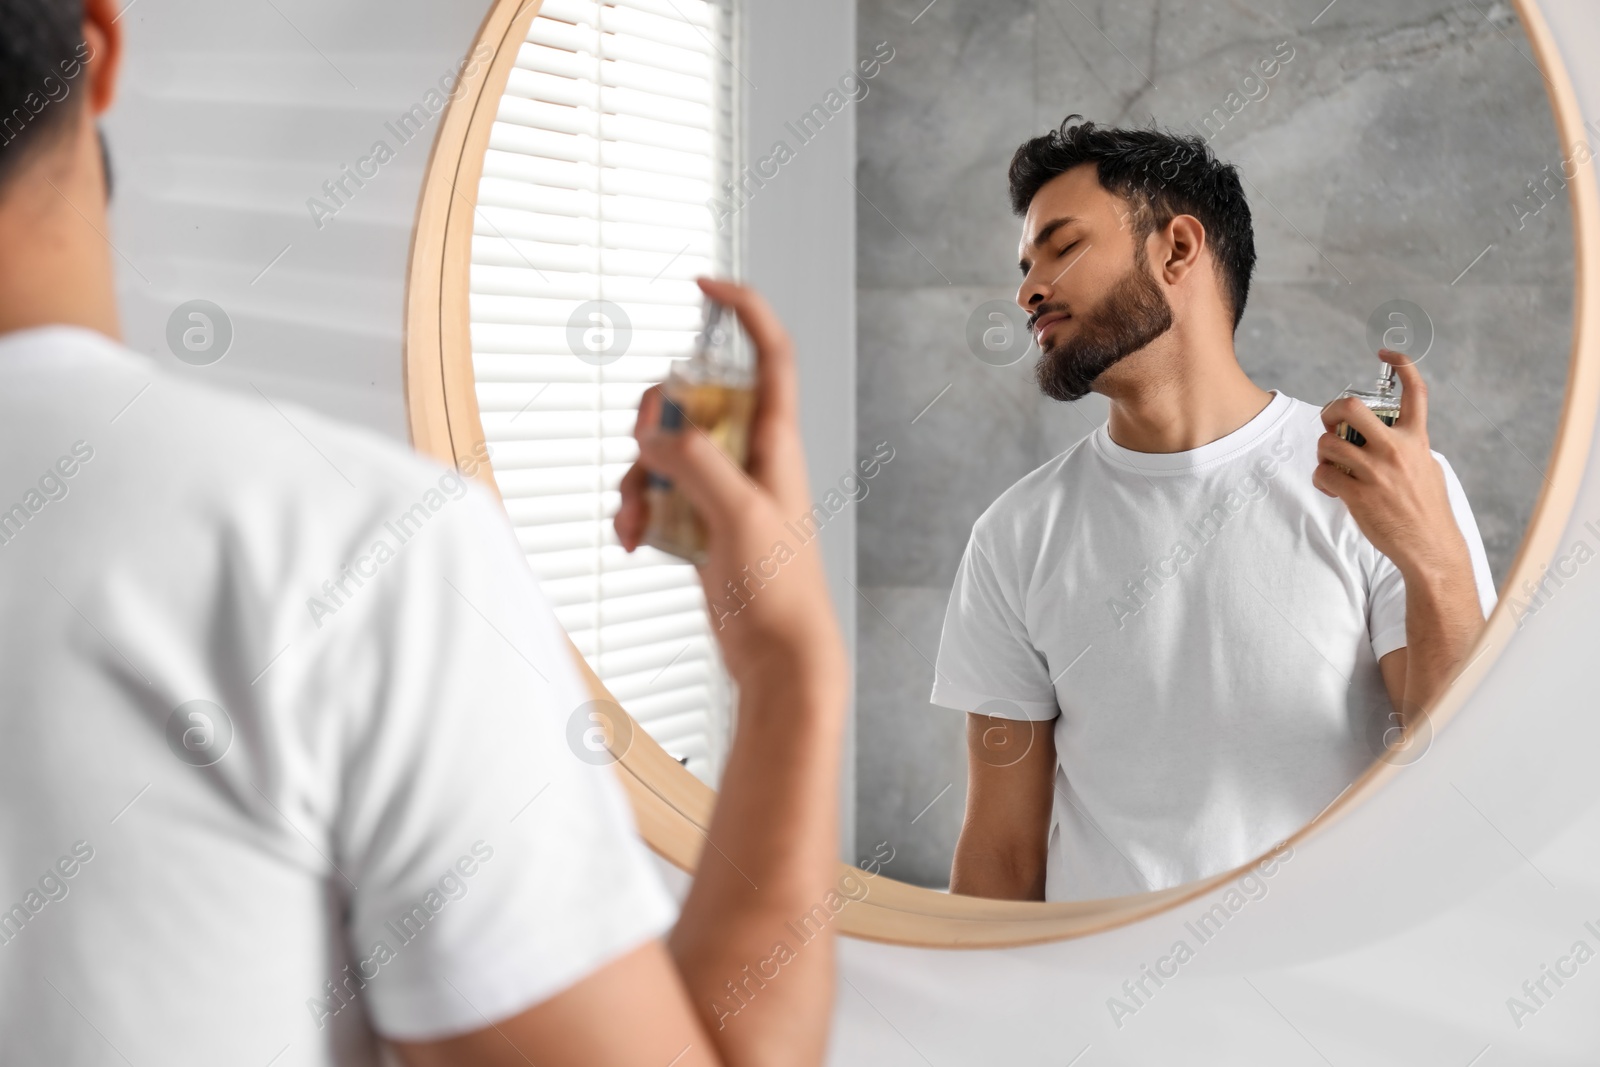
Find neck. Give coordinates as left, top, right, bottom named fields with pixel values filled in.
left=0, top=123, right=122, bottom=342
left=1094, top=320, right=1273, bottom=454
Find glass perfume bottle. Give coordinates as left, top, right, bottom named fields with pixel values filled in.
left=1332, top=359, right=1401, bottom=474
left=641, top=298, right=755, bottom=564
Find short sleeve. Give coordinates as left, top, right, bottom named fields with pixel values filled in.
left=930, top=530, right=1059, bottom=720
left=1368, top=451, right=1498, bottom=660
left=321, top=479, right=678, bottom=1041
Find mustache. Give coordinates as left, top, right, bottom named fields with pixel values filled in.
left=1028, top=304, right=1069, bottom=332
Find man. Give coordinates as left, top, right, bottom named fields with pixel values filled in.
left=936, top=116, right=1497, bottom=903
left=0, top=2, right=847, bottom=1065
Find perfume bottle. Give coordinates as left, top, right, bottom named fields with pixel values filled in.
left=641, top=298, right=756, bottom=564
left=1332, top=359, right=1401, bottom=474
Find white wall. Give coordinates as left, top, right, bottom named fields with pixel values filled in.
left=739, top=0, right=860, bottom=863
left=106, top=0, right=486, bottom=441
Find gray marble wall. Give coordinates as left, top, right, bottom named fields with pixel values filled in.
left=853, top=0, right=1576, bottom=888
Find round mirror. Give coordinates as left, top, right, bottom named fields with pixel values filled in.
left=407, top=0, right=1599, bottom=944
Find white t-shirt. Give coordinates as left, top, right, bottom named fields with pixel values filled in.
left=0, top=327, right=678, bottom=1065
left=931, top=389, right=1496, bottom=902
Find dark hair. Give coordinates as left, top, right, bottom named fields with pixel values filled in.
left=1008, top=115, right=1256, bottom=331
left=0, top=0, right=89, bottom=187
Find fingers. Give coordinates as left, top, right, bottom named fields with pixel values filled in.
left=1318, top=394, right=1361, bottom=434
left=1316, top=430, right=1372, bottom=484
left=632, top=383, right=662, bottom=438
left=694, top=276, right=809, bottom=511
left=1319, top=395, right=1395, bottom=455
left=626, top=278, right=807, bottom=539
left=634, top=387, right=760, bottom=529
left=614, top=460, right=649, bottom=551
left=616, top=384, right=667, bottom=552
left=1310, top=456, right=1356, bottom=499
left=695, top=277, right=798, bottom=424
left=1380, top=348, right=1429, bottom=431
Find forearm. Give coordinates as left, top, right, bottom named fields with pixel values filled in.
left=1398, top=544, right=1486, bottom=717
left=950, top=830, right=1045, bottom=901
left=667, top=656, right=849, bottom=1067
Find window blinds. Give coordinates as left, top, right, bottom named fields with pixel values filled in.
left=469, top=0, right=739, bottom=784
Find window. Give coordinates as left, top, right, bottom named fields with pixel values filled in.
left=468, top=0, right=740, bottom=784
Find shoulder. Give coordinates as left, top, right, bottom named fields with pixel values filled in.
left=107, top=347, right=491, bottom=527
left=167, top=376, right=477, bottom=496
left=20, top=331, right=506, bottom=581
left=967, top=430, right=1098, bottom=554
left=1263, top=394, right=1330, bottom=463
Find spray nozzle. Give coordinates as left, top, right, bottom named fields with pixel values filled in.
left=698, top=298, right=727, bottom=355
left=1374, top=354, right=1398, bottom=395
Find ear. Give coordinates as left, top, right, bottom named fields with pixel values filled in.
left=80, top=0, right=125, bottom=115
left=1158, top=213, right=1207, bottom=283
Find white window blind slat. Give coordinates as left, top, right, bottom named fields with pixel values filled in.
left=593, top=636, right=713, bottom=680
left=503, top=69, right=713, bottom=130
left=470, top=237, right=718, bottom=281
left=510, top=51, right=712, bottom=110
left=606, top=0, right=715, bottom=25
left=472, top=302, right=703, bottom=336
left=491, top=462, right=634, bottom=496
left=525, top=545, right=684, bottom=582
left=481, top=149, right=714, bottom=205
left=469, top=438, right=639, bottom=471
left=608, top=660, right=712, bottom=704
left=473, top=354, right=683, bottom=385
left=472, top=311, right=702, bottom=346
left=475, top=381, right=649, bottom=411
left=557, top=585, right=710, bottom=629
left=623, top=686, right=715, bottom=723
left=486, top=125, right=714, bottom=179
left=472, top=407, right=637, bottom=438
left=567, top=613, right=712, bottom=657
left=538, top=0, right=711, bottom=28
left=541, top=562, right=710, bottom=605
left=478, top=183, right=716, bottom=226
left=471, top=208, right=716, bottom=258
left=518, top=30, right=714, bottom=83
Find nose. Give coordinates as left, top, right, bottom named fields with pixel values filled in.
left=1017, top=268, right=1050, bottom=314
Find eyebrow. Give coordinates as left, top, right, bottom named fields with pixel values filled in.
left=1019, top=215, right=1081, bottom=274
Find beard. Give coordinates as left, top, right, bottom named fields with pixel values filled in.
left=1031, top=253, right=1174, bottom=402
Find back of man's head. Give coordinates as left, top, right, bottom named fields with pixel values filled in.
left=1, top=0, right=89, bottom=190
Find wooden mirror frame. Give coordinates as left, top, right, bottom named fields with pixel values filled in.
left=403, top=0, right=1600, bottom=947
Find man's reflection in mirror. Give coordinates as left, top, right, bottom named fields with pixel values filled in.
left=933, top=116, right=1497, bottom=902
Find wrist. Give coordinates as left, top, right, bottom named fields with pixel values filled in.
left=1392, top=530, right=1473, bottom=588
left=731, top=640, right=850, bottom=708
